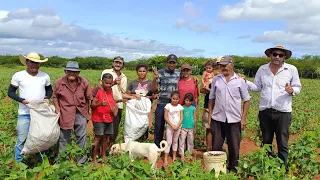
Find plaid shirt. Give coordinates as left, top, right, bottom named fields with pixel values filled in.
left=157, top=68, right=180, bottom=104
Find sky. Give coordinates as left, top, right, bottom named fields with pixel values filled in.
left=1, top=0, right=320, bottom=61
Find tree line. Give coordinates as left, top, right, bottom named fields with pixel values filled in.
left=1, top=54, right=320, bottom=79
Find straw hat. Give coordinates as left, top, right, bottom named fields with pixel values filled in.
left=265, top=45, right=292, bottom=59
left=19, top=52, right=48, bottom=66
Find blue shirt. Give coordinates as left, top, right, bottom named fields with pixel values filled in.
left=182, top=105, right=196, bottom=129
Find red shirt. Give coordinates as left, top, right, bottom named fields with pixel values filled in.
left=91, top=87, right=116, bottom=123
left=178, top=78, right=199, bottom=105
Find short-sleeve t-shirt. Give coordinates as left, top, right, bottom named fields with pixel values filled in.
left=164, top=103, right=184, bottom=126
left=11, top=70, right=51, bottom=115
left=127, top=80, right=153, bottom=97
left=91, top=87, right=116, bottom=123
left=178, top=78, right=199, bottom=105
left=182, top=105, right=196, bottom=129
left=157, top=68, right=180, bottom=104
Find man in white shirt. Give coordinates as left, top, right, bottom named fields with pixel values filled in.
left=246, top=46, right=302, bottom=170
left=7, top=52, right=52, bottom=162
left=101, top=56, right=127, bottom=142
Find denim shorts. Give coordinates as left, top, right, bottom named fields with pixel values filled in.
left=93, top=122, right=113, bottom=136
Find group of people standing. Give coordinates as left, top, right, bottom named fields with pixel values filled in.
left=8, top=45, right=301, bottom=173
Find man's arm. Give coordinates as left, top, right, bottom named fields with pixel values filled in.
left=290, top=66, right=302, bottom=96
left=241, top=100, right=250, bottom=129
left=246, top=67, right=263, bottom=92
left=151, top=69, right=159, bottom=93
left=7, top=84, right=28, bottom=104
left=44, top=85, right=53, bottom=99
left=53, top=82, right=60, bottom=114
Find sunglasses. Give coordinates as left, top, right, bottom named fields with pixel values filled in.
left=182, top=69, right=191, bottom=72
left=272, top=53, right=285, bottom=58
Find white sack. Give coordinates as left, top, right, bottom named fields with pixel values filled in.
left=21, top=101, right=60, bottom=154
left=124, top=97, right=151, bottom=142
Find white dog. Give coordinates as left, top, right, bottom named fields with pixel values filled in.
left=110, top=140, right=168, bottom=169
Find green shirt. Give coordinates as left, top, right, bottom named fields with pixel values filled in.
left=182, top=105, right=196, bottom=129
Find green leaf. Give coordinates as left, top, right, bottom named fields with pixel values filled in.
left=33, top=166, right=43, bottom=173
left=19, top=162, right=28, bottom=171
left=250, top=166, right=259, bottom=173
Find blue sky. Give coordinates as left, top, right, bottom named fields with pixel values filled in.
left=1, top=0, right=319, bottom=61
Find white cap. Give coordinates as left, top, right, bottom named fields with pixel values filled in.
left=216, top=56, right=223, bottom=63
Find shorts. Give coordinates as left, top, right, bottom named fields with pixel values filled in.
left=93, top=122, right=114, bottom=136
left=202, top=109, right=211, bottom=129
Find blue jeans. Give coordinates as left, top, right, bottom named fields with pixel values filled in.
left=15, top=114, right=48, bottom=162
left=15, top=114, right=31, bottom=162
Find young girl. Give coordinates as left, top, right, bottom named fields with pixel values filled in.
left=164, top=91, right=184, bottom=165
left=179, top=93, right=196, bottom=161
left=201, top=59, right=215, bottom=88
left=91, top=73, right=118, bottom=164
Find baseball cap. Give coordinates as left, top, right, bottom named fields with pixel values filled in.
left=113, top=56, right=124, bottom=63
left=216, top=56, right=223, bottom=64
left=166, top=54, right=178, bottom=63
left=219, top=56, right=234, bottom=65
left=181, top=64, right=191, bottom=70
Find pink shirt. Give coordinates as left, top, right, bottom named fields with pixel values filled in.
left=209, top=73, right=250, bottom=123
left=178, top=78, right=199, bottom=105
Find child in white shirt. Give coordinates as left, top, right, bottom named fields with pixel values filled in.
left=164, top=91, right=184, bottom=166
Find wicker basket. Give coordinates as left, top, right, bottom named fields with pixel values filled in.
left=203, top=151, right=227, bottom=178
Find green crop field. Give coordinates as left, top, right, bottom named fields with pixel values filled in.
left=0, top=66, right=319, bottom=179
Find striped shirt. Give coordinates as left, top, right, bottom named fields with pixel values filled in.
left=157, top=68, right=180, bottom=104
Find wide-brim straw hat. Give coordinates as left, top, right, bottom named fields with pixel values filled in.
left=19, top=52, right=48, bottom=66
left=265, top=45, right=292, bottom=59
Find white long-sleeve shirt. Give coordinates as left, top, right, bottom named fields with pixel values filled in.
left=246, top=63, right=302, bottom=112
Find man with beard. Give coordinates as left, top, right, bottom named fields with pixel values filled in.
left=245, top=46, right=302, bottom=171
left=151, top=54, right=181, bottom=148
left=53, top=61, right=93, bottom=164
left=101, top=56, right=128, bottom=143
left=208, top=56, right=250, bottom=173
left=8, top=52, right=52, bottom=162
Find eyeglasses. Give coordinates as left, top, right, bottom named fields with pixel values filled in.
left=272, top=53, right=285, bottom=58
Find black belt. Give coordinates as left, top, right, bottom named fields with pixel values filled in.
left=266, top=108, right=281, bottom=113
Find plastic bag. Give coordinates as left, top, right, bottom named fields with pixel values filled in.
left=124, top=97, right=151, bottom=142
left=21, top=101, right=60, bottom=154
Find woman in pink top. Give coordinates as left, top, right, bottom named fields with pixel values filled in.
left=178, top=64, right=199, bottom=113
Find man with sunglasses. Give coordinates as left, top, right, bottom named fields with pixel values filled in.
left=208, top=56, right=251, bottom=173
left=101, top=56, right=127, bottom=143
left=246, top=46, right=302, bottom=171
left=151, top=54, right=181, bottom=148
left=8, top=52, right=52, bottom=162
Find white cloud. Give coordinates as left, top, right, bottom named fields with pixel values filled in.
left=0, top=10, right=9, bottom=20
left=219, top=0, right=320, bottom=54
left=183, top=2, right=200, bottom=18
left=188, top=24, right=212, bottom=33
left=0, top=8, right=205, bottom=61
left=173, top=2, right=212, bottom=33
